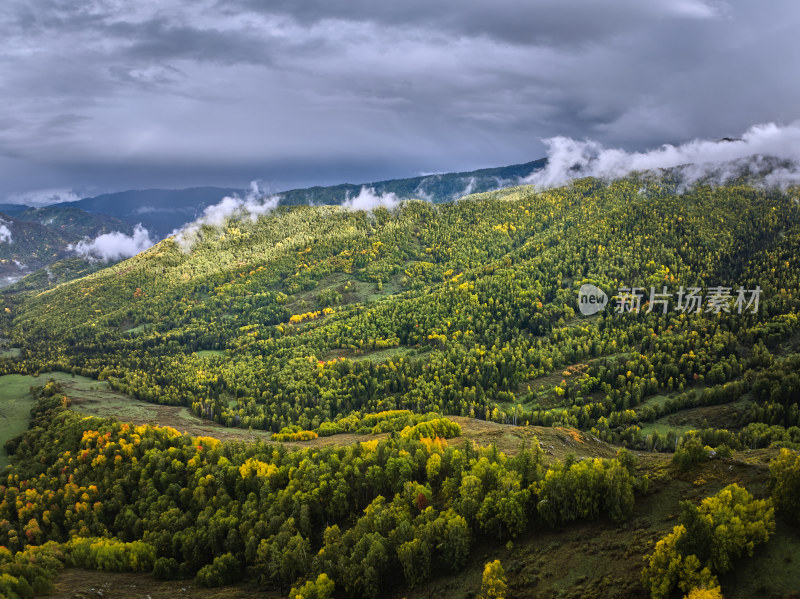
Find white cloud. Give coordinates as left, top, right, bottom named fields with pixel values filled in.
left=134, top=205, right=192, bottom=215
left=70, top=224, right=153, bottom=261
left=174, top=181, right=279, bottom=250
left=342, top=186, right=401, bottom=211
left=669, top=0, right=726, bottom=19
left=412, top=177, right=438, bottom=202
left=5, top=188, right=81, bottom=206
left=0, top=220, right=11, bottom=243
left=524, top=121, right=800, bottom=189
left=460, top=177, right=477, bottom=197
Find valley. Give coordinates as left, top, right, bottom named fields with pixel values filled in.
left=4, top=1, right=799, bottom=596
left=1, top=174, right=799, bottom=598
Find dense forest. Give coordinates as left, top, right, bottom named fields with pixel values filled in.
left=1, top=173, right=799, bottom=597
left=4, top=176, right=799, bottom=447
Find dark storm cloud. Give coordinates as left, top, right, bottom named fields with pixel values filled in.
left=1, top=0, right=799, bottom=202
left=111, top=20, right=281, bottom=67
left=230, top=0, right=724, bottom=46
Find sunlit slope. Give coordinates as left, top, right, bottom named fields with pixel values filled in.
left=4, top=176, right=800, bottom=437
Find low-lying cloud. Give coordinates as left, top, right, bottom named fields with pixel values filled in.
left=134, top=205, right=194, bottom=215
left=5, top=189, right=81, bottom=207
left=524, top=122, right=800, bottom=190
left=460, top=177, right=477, bottom=198
left=0, top=220, right=11, bottom=243
left=174, top=182, right=279, bottom=251
left=71, top=224, right=153, bottom=262
left=342, top=187, right=401, bottom=211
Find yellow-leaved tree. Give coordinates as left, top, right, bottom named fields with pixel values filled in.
left=481, top=559, right=507, bottom=599
left=642, top=484, right=773, bottom=599
left=684, top=585, right=724, bottom=598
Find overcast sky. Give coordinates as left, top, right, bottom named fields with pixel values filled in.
left=2, top=0, right=799, bottom=203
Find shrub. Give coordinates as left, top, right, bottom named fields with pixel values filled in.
left=400, top=418, right=461, bottom=440
left=317, top=421, right=344, bottom=437
left=195, top=553, right=240, bottom=588
left=289, top=573, right=335, bottom=599
left=672, top=438, right=710, bottom=471
left=152, top=557, right=180, bottom=580
left=271, top=429, right=318, bottom=442
left=66, top=537, right=155, bottom=572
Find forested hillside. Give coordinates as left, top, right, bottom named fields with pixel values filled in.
left=4, top=175, right=799, bottom=443
left=1, top=174, right=799, bottom=598
left=0, top=207, right=132, bottom=288
left=0, top=160, right=541, bottom=290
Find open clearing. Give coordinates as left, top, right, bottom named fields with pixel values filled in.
left=639, top=394, right=754, bottom=438
left=195, top=349, right=225, bottom=359
left=0, top=372, right=281, bottom=445
left=0, top=374, right=37, bottom=467
left=1, top=372, right=623, bottom=464
left=391, top=454, right=782, bottom=599
left=51, top=569, right=274, bottom=599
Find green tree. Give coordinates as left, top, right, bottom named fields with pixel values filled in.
left=769, top=448, right=800, bottom=523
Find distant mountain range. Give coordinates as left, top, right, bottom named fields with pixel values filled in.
left=0, top=159, right=544, bottom=288
left=58, top=159, right=544, bottom=238
left=276, top=159, right=545, bottom=205
left=58, top=187, right=241, bottom=240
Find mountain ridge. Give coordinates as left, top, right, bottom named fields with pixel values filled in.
left=7, top=159, right=545, bottom=239
left=0, top=159, right=544, bottom=289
